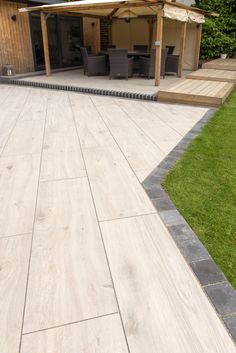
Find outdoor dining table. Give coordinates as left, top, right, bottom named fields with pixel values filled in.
left=99, top=50, right=150, bottom=57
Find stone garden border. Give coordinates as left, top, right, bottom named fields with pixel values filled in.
left=142, top=108, right=236, bottom=343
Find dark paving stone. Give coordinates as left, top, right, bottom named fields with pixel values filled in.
left=175, top=139, right=190, bottom=150
left=168, top=149, right=183, bottom=158
left=142, top=182, right=166, bottom=199
left=167, top=223, right=196, bottom=243
left=179, top=238, right=210, bottom=263
left=184, top=131, right=199, bottom=140
left=205, top=282, right=236, bottom=316
left=190, top=259, right=226, bottom=286
left=159, top=209, right=186, bottom=226
left=201, top=108, right=217, bottom=122
left=223, top=314, right=236, bottom=342
left=158, top=156, right=178, bottom=170
left=146, top=168, right=168, bottom=184
left=152, top=196, right=175, bottom=212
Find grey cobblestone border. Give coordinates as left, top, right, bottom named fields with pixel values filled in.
left=0, top=77, right=157, bottom=102
left=142, top=108, right=236, bottom=343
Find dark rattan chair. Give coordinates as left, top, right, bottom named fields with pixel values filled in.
left=165, top=54, right=180, bottom=76
left=84, top=45, right=92, bottom=54
left=166, top=45, right=175, bottom=54
left=133, top=45, right=148, bottom=53
left=80, top=47, right=106, bottom=76
left=108, top=49, right=133, bottom=80
left=139, top=48, right=168, bottom=79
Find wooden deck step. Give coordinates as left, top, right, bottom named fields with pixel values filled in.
left=186, top=69, right=236, bottom=83
left=202, top=58, right=236, bottom=71
left=158, top=79, right=234, bottom=106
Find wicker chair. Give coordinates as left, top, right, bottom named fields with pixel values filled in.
left=106, top=45, right=116, bottom=49
left=165, top=54, right=180, bottom=76
left=84, top=45, right=92, bottom=54
left=166, top=45, right=175, bottom=54
left=139, top=48, right=168, bottom=79
left=133, top=45, right=148, bottom=53
left=80, top=47, right=106, bottom=76
left=108, top=49, right=133, bottom=80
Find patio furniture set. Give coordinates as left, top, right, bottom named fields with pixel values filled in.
left=80, top=46, right=179, bottom=80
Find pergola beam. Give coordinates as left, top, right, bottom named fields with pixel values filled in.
left=154, top=7, right=163, bottom=86
left=40, top=12, right=51, bottom=76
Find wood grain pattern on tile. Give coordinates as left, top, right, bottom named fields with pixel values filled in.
left=23, top=178, right=117, bottom=333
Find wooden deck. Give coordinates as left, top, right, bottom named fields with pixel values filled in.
left=202, top=58, right=236, bottom=71
left=158, top=79, right=235, bottom=106
left=186, top=68, right=236, bottom=83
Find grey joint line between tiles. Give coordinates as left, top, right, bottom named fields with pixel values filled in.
left=0, top=77, right=157, bottom=102
left=142, top=108, right=236, bottom=344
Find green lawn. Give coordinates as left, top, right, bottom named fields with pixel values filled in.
left=163, top=90, right=236, bottom=289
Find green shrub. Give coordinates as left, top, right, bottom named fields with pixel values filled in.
left=194, top=0, right=236, bottom=60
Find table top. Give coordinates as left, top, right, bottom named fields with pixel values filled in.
left=100, top=50, right=150, bottom=57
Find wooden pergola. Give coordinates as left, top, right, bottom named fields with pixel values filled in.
left=19, top=0, right=215, bottom=86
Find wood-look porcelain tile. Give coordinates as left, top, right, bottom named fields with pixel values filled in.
left=0, top=234, right=31, bottom=353
left=0, top=154, right=40, bottom=237
left=21, top=314, right=128, bottom=353
left=101, top=214, right=236, bottom=353
left=84, top=146, right=155, bottom=221
left=96, top=104, right=165, bottom=172
left=23, top=178, right=117, bottom=333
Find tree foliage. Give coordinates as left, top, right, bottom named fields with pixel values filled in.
left=194, top=0, right=236, bottom=59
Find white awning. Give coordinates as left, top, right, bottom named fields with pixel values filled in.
left=19, top=0, right=206, bottom=23
left=163, top=4, right=205, bottom=23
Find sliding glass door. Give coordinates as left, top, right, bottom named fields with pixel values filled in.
left=30, top=13, right=83, bottom=71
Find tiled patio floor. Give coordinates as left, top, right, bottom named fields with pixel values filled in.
left=20, top=68, right=188, bottom=95
left=0, top=85, right=235, bottom=353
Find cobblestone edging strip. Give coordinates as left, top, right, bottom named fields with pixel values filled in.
left=142, top=108, right=236, bottom=343
left=0, top=77, right=157, bottom=102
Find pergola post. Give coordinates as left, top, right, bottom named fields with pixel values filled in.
left=40, top=11, right=51, bottom=76
left=154, top=8, right=163, bottom=86
left=193, top=23, right=202, bottom=70
left=178, top=21, right=187, bottom=77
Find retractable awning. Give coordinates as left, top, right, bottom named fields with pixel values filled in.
left=19, top=0, right=215, bottom=23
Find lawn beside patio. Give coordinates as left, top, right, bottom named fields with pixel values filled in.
left=163, top=90, right=236, bottom=289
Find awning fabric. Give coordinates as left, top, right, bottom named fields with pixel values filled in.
left=19, top=0, right=206, bottom=23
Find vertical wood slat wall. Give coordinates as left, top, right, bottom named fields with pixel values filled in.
left=83, top=17, right=101, bottom=54
left=0, top=0, right=34, bottom=74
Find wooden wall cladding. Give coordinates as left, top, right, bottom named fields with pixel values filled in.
left=83, top=17, right=100, bottom=54
left=0, top=1, right=34, bottom=74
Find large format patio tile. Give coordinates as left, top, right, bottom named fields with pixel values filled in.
left=41, top=91, right=85, bottom=180
left=95, top=102, right=165, bottom=174
left=84, top=146, right=155, bottom=221
left=0, top=87, right=30, bottom=153
left=0, top=234, right=31, bottom=353
left=117, top=99, right=182, bottom=145
left=0, top=154, right=40, bottom=237
left=101, top=214, right=236, bottom=353
left=18, top=89, right=48, bottom=122
left=23, top=178, right=117, bottom=333
left=70, top=93, right=115, bottom=149
left=2, top=120, right=44, bottom=157
left=21, top=314, right=128, bottom=353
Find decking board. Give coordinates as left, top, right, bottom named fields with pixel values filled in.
left=187, top=69, right=236, bottom=83
left=202, top=58, right=236, bottom=71
left=158, top=79, right=234, bottom=106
